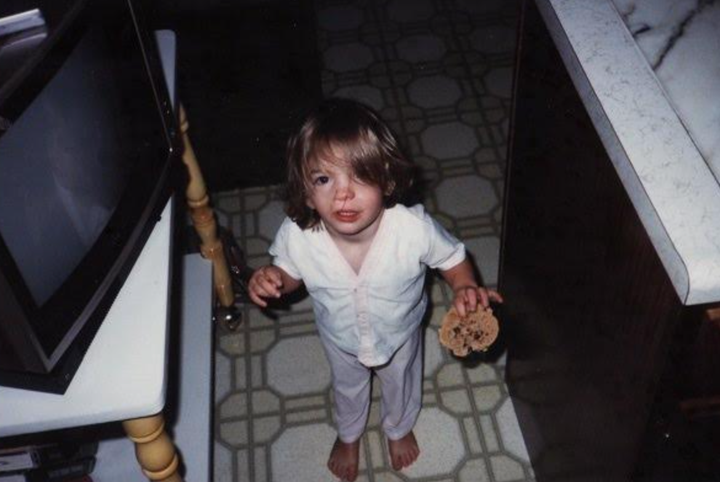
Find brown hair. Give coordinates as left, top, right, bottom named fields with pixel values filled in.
left=285, top=98, right=415, bottom=229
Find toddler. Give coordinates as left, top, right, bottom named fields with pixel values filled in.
left=248, top=98, right=502, bottom=481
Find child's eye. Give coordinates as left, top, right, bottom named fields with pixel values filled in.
left=313, top=175, right=330, bottom=186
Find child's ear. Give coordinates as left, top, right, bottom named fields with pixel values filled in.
left=305, top=197, right=316, bottom=210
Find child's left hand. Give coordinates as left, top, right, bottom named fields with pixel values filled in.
left=452, top=286, right=503, bottom=318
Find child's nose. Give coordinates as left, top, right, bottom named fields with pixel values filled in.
left=335, top=179, right=355, bottom=200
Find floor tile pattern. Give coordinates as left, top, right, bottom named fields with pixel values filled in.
left=210, top=0, right=533, bottom=480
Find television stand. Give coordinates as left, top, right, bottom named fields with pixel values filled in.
left=0, top=31, right=213, bottom=480
left=0, top=200, right=190, bottom=480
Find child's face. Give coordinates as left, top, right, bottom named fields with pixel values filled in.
left=305, top=148, right=385, bottom=241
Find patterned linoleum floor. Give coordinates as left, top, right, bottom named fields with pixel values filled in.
left=210, top=0, right=534, bottom=480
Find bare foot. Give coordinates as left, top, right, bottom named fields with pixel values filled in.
left=328, top=437, right=360, bottom=481
left=388, top=431, right=420, bottom=471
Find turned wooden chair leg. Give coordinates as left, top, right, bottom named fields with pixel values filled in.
left=123, top=414, right=183, bottom=482
left=179, top=104, right=242, bottom=328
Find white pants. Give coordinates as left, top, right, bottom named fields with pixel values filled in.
left=322, top=328, right=423, bottom=443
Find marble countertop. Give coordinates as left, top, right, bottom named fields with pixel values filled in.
left=537, top=0, right=720, bottom=305
left=611, top=0, right=720, bottom=175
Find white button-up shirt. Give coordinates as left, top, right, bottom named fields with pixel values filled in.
left=269, top=204, right=465, bottom=367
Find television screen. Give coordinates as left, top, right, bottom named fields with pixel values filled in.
left=0, top=24, right=137, bottom=307
left=0, top=0, right=178, bottom=392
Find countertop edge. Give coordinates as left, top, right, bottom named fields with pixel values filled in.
left=537, top=0, right=720, bottom=306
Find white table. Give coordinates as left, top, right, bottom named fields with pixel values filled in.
left=92, top=253, right=213, bottom=482
left=0, top=199, right=182, bottom=475
left=0, top=198, right=173, bottom=436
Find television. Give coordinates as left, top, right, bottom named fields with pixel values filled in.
left=0, top=0, right=180, bottom=393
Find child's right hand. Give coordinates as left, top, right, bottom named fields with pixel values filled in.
left=248, top=266, right=284, bottom=307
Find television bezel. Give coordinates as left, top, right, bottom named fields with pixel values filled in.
left=0, top=0, right=181, bottom=393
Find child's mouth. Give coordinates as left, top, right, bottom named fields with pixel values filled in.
left=334, top=210, right=360, bottom=222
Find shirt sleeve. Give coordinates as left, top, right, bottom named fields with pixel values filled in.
left=419, top=208, right=466, bottom=271
left=268, top=218, right=303, bottom=280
